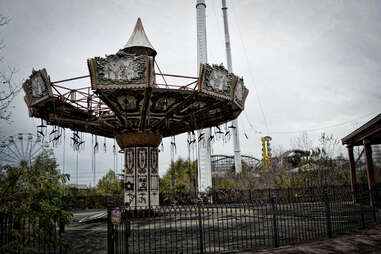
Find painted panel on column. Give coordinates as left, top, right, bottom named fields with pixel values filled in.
left=138, top=176, right=148, bottom=191
left=151, top=175, right=159, bottom=191
left=137, top=147, right=148, bottom=173
left=125, top=177, right=134, bottom=191
left=150, top=147, right=158, bottom=174
left=124, top=148, right=135, bottom=207
left=136, top=147, right=149, bottom=208
left=150, top=147, right=159, bottom=207
left=126, top=148, right=135, bottom=174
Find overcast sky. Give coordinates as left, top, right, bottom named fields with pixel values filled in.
left=0, top=0, right=380, bottom=186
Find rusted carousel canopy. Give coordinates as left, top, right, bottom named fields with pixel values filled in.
left=23, top=21, right=248, bottom=139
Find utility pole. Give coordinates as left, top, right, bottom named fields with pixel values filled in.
left=221, top=0, right=242, bottom=173
left=196, top=0, right=212, bottom=192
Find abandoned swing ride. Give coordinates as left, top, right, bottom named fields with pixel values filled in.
left=22, top=2, right=248, bottom=209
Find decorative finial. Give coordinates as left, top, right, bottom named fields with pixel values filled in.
left=121, top=18, right=157, bottom=57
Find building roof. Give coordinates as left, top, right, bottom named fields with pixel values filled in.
left=342, top=114, right=381, bottom=146
left=122, top=18, right=157, bottom=57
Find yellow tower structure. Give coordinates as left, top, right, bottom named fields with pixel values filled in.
left=261, top=136, right=272, bottom=169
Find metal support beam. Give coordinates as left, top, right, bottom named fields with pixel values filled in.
left=221, top=0, right=242, bottom=173
left=196, top=0, right=212, bottom=192
left=347, top=145, right=357, bottom=192
left=364, top=140, right=375, bottom=206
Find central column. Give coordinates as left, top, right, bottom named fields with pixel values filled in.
left=116, top=132, right=162, bottom=208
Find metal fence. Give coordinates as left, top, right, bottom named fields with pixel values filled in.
left=0, top=212, right=64, bottom=253
left=63, top=194, right=123, bottom=210
left=161, top=184, right=374, bottom=205
left=108, top=186, right=380, bottom=254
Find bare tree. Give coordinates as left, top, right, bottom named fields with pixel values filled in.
left=0, top=14, right=20, bottom=121
left=290, top=131, right=313, bottom=152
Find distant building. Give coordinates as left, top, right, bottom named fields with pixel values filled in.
left=211, top=154, right=261, bottom=177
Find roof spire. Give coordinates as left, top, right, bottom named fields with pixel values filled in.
left=121, top=18, right=157, bottom=57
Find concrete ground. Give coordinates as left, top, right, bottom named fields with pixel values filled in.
left=63, top=209, right=381, bottom=254
left=63, top=209, right=108, bottom=254
left=246, top=224, right=381, bottom=254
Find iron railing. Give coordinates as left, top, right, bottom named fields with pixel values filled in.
left=0, top=212, right=64, bottom=253
left=160, top=184, right=373, bottom=205
left=108, top=187, right=380, bottom=254
left=63, top=194, right=123, bottom=210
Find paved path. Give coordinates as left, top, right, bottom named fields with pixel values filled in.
left=63, top=209, right=107, bottom=254
left=246, top=225, right=381, bottom=254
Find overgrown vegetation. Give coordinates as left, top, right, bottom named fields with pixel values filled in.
left=273, top=133, right=352, bottom=189
left=96, top=169, right=122, bottom=195
left=161, top=133, right=362, bottom=199
left=0, top=149, right=71, bottom=253
left=159, top=158, right=197, bottom=204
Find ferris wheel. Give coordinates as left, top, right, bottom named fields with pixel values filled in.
left=0, top=133, right=49, bottom=168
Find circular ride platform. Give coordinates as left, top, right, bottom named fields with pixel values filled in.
left=23, top=18, right=248, bottom=209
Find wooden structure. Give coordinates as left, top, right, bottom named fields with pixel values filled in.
left=342, top=113, right=381, bottom=204
left=23, top=18, right=248, bottom=209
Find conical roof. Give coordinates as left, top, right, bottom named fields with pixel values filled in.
left=122, top=18, right=157, bottom=57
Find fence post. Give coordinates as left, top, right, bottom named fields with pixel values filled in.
left=287, top=188, right=291, bottom=203
left=359, top=194, right=366, bottom=229
left=197, top=201, right=204, bottom=254
left=107, top=206, right=114, bottom=254
left=123, top=210, right=130, bottom=254
left=323, top=192, right=332, bottom=238
left=249, top=189, right=252, bottom=202
left=271, top=195, right=279, bottom=248
left=372, top=189, right=377, bottom=224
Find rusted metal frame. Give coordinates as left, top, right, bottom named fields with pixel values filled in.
left=347, top=146, right=357, bottom=193
left=139, top=86, right=152, bottom=131
left=56, top=94, right=89, bottom=112
left=67, top=100, right=89, bottom=112
left=154, top=83, right=193, bottom=90
left=154, top=83, right=179, bottom=88
left=51, top=85, right=72, bottom=99
left=168, top=108, right=236, bottom=137
left=154, top=73, right=198, bottom=79
left=51, top=83, right=78, bottom=90
left=154, top=61, right=169, bottom=88
left=93, top=98, right=104, bottom=116
left=351, top=126, right=381, bottom=146
left=180, top=80, right=198, bottom=89
left=57, top=90, right=75, bottom=100
left=342, top=114, right=381, bottom=144
left=62, top=95, right=104, bottom=115
left=54, top=87, right=110, bottom=113
left=51, top=85, right=63, bottom=97
left=49, top=120, right=114, bottom=138
left=52, top=84, right=96, bottom=99
left=176, top=101, right=226, bottom=128
left=150, top=92, right=197, bottom=131
left=97, top=91, right=127, bottom=127
left=73, top=86, right=93, bottom=91
left=52, top=86, right=94, bottom=100
left=189, top=114, right=236, bottom=134
left=51, top=75, right=90, bottom=84
left=363, top=140, right=377, bottom=207
left=51, top=114, right=116, bottom=130
left=62, top=100, right=96, bottom=114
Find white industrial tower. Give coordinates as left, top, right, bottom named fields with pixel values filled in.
left=221, top=0, right=242, bottom=173
left=196, top=0, right=212, bottom=192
